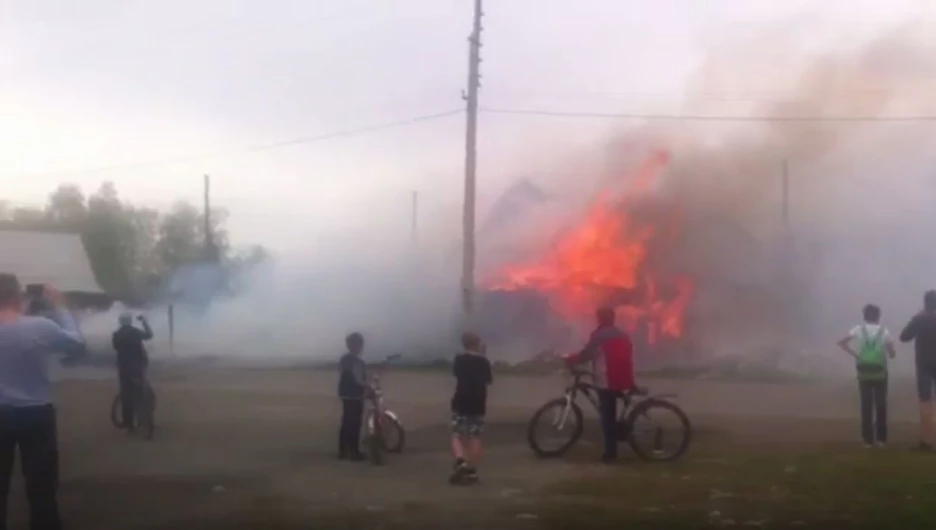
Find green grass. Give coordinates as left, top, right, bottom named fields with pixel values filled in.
left=539, top=449, right=936, bottom=529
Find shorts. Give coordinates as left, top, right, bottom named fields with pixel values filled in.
left=917, top=364, right=936, bottom=402
left=451, top=414, right=485, bottom=437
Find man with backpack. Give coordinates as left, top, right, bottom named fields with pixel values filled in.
left=837, top=304, right=896, bottom=448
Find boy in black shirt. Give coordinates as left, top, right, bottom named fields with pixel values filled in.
left=449, top=332, right=493, bottom=484
left=337, top=332, right=368, bottom=461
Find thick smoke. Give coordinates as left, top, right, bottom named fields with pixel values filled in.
left=478, top=20, right=936, bottom=373
left=80, top=20, right=936, bottom=373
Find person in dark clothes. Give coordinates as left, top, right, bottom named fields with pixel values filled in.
left=836, top=304, right=896, bottom=448
left=0, top=274, right=85, bottom=530
left=900, top=290, right=936, bottom=451
left=337, top=332, right=368, bottom=461
left=449, top=332, right=493, bottom=485
left=112, top=312, right=153, bottom=432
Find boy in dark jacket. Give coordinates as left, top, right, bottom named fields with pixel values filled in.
left=449, top=332, right=493, bottom=484
left=337, top=332, right=368, bottom=461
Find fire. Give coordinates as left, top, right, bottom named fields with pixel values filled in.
left=486, top=151, right=694, bottom=345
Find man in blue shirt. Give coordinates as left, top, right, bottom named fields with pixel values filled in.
left=0, top=273, right=85, bottom=530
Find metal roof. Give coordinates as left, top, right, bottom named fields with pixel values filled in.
left=0, top=230, right=104, bottom=294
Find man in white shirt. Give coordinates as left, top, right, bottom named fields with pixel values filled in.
left=837, top=303, right=897, bottom=449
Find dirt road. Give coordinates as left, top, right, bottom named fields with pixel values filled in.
left=6, top=367, right=922, bottom=529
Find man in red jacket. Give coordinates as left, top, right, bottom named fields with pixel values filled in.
left=566, top=306, right=635, bottom=462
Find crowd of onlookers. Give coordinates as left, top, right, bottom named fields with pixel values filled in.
left=836, top=290, right=936, bottom=450
left=5, top=267, right=936, bottom=529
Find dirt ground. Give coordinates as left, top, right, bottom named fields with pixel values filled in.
left=6, top=366, right=925, bottom=529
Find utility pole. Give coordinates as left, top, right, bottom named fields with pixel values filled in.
left=411, top=190, right=418, bottom=244
left=461, top=0, right=483, bottom=327
left=781, top=160, right=789, bottom=227
left=203, top=174, right=218, bottom=263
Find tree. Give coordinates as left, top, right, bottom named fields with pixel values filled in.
left=4, top=181, right=256, bottom=304
left=82, top=182, right=138, bottom=297
left=45, top=184, right=87, bottom=229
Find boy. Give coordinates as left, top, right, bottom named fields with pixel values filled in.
left=337, top=332, right=368, bottom=461
left=449, top=332, right=493, bottom=485
left=837, top=304, right=896, bottom=448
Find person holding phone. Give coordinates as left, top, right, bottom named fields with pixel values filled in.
left=0, top=274, right=85, bottom=530
left=112, top=312, right=154, bottom=433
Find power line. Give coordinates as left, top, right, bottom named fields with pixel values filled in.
left=480, top=107, right=936, bottom=122
left=7, top=109, right=463, bottom=179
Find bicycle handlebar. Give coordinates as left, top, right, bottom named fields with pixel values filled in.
left=565, top=367, right=650, bottom=397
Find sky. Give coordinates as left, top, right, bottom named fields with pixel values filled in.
left=1, top=0, right=932, bottom=253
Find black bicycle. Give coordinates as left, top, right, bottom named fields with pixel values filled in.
left=110, top=374, right=157, bottom=441
left=527, top=364, right=691, bottom=461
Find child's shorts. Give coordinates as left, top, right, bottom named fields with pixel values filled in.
left=451, top=413, right=485, bottom=437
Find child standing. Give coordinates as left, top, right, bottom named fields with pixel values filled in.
left=337, top=332, right=368, bottom=461
left=449, top=332, right=493, bottom=484
left=837, top=304, right=897, bottom=448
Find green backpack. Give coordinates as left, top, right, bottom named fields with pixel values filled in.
left=856, top=325, right=887, bottom=380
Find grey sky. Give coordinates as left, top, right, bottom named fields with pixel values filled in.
left=1, top=0, right=928, bottom=251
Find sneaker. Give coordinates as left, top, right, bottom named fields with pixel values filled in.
left=864, top=443, right=873, bottom=449
left=463, top=465, right=479, bottom=483
left=875, top=442, right=886, bottom=449
left=449, top=462, right=470, bottom=485
left=913, top=441, right=933, bottom=452
left=348, top=452, right=366, bottom=462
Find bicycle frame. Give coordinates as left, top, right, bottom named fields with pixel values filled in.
left=553, top=368, right=677, bottom=431
left=364, top=355, right=403, bottom=434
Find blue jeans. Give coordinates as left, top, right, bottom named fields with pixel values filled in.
left=597, top=389, right=618, bottom=459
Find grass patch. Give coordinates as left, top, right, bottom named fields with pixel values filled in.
left=540, top=449, right=936, bottom=529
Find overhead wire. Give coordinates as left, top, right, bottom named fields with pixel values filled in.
left=479, top=107, right=936, bottom=122
left=7, top=109, right=464, bottom=179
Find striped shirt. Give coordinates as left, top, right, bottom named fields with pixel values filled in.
left=0, top=310, right=85, bottom=407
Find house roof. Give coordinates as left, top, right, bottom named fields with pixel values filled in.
left=0, top=230, right=104, bottom=294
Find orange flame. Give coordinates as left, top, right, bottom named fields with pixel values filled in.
left=486, top=151, right=693, bottom=345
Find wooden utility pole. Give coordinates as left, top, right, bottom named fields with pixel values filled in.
left=781, top=160, right=789, bottom=226
left=411, top=190, right=418, bottom=244
left=461, top=0, right=483, bottom=326
left=203, top=174, right=218, bottom=263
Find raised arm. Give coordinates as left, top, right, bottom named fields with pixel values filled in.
left=139, top=316, right=154, bottom=340
left=900, top=314, right=920, bottom=343
left=38, top=308, right=85, bottom=354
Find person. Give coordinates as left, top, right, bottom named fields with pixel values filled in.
left=899, top=290, right=936, bottom=451
left=836, top=303, right=896, bottom=448
left=0, top=274, right=85, bottom=530
left=449, top=332, right=493, bottom=485
left=337, top=332, right=368, bottom=461
left=112, top=312, right=154, bottom=433
left=565, top=306, right=635, bottom=463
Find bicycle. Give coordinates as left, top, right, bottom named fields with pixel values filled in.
left=364, top=354, right=406, bottom=465
left=527, top=360, right=691, bottom=461
left=110, top=373, right=157, bottom=441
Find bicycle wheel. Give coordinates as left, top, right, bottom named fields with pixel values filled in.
left=527, top=398, right=584, bottom=458
left=379, top=413, right=405, bottom=454
left=110, top=394, right=123, bottom=429
left=367, top=411, right=384, bottom=465
left=137, top=384, right=156, bottom=441
left=625, top=399, right=692, bottom=462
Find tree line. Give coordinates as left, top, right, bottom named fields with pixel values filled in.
left=0, top=182, right=267, bottom=304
